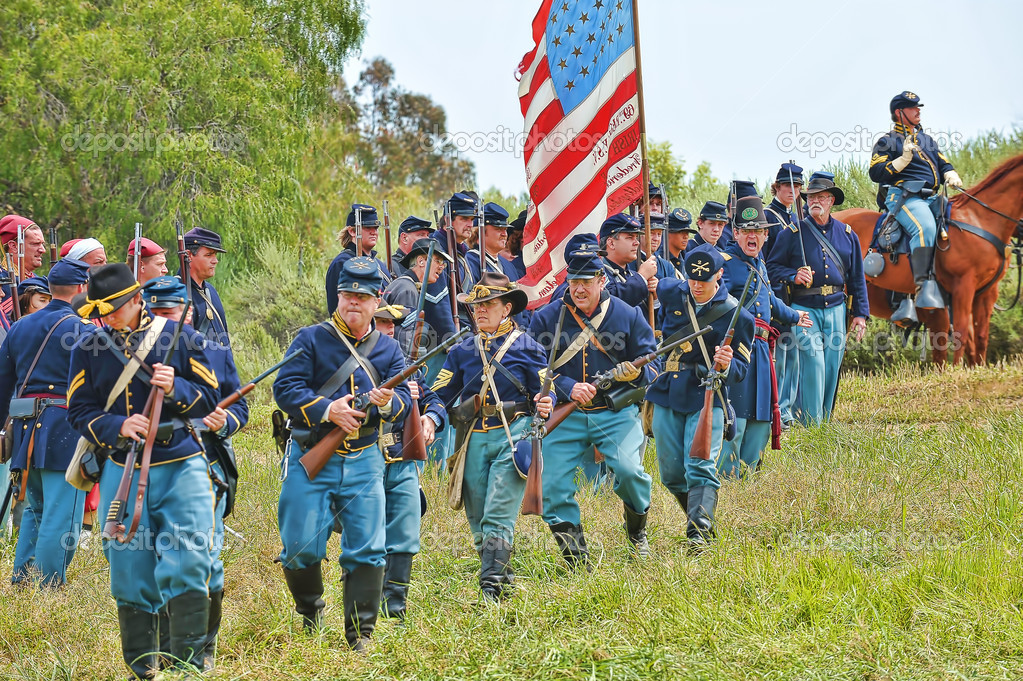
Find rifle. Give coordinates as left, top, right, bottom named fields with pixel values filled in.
left=48, top=226, right=57, bottom=270
left=11, top=226, right=24, bottom=322
left=382, top=200, right=393, bottom=276
left=545, top=324, right=714, bottom=435
left=299, top=328, right=469, bottom=480
left=399, top=239, right=437, bottom=462
left=103, top=300, right=191, bottom=543
left=355, top=207, right=364, bottom=258
left=443, top=201, right=460, bottom=331
left=175, top=220, right=191, bottom=308
left=132, top=223, right=142, bottom=281
left=689, top=269, right=755, bottom=461
left=476, top=196, right=486, bottom=274
left=789, top=160, right=809, bottom=280
left=217, top=349, right=304, bottom=412
left=518, top=304, right=566, bottom=516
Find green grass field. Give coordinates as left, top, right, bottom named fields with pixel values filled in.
left=3, top=360, right=1023, bottom=680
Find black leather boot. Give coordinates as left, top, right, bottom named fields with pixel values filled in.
left=478, top=540, right=501, bottom=602
left=117, top=606, right=158, bottom=679
left=686, top=486, right=718, bottom=553
left=282, top=562, right=326, bottom=632
left=343, top=564, right=385, bottom=652
left=910, top=246, right=943, bottom=310
left=623, top=504, right=650, bottom=559
left=381, top=553, right=413, bottom=620
left=550, top=522, right=590, bottom=571
left=200, top=589, right=223, bottom=671
left=492, top=538, right=514, bottom=599
left=156, top=606, right=171, bottom=670
left=673, top=491, right=689, bottom=516
left=167, top=591, right=210, bottom=671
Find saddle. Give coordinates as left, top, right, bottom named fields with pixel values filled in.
left=871, top=181, right=951, bottom=255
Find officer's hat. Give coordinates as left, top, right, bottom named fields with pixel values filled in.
left=337, top=256, right=384, bottom=297
left=73, top=263, right=141, bottom=319
left=698, top=201, right=729, bottom=222
left=509, top=209, right=528, bottom=231
left=446, top=192, right=478, bottom=217
left=563, top=232, right=604, bottom=256
left=17, top=275, right=49, bottom=297
left=684, top=244, right=725, bottom=281
left=801, top=172, right=845, bottom=206
left=126, top=237, right=165, bottom=259
left=373, top=302, right=410, bottom=321
left=775, top=163, right=804, bottom=186
left=345, top=203, right=381, bottom=228
left=48, top=258, right=90, bottom=286
left=457, top=271, right=528, bottom=316
left=0, top=214, right=37, bottom=248
left=564, top=233, right=606, bottom=279
left=141, top=275, right=188, bottom=309
left=483, top=202, right=509, bottom=227
left=183, top=227, right=225, bottom=253
left=889, top=90, right=924, bottom=114
left=667, top=208, right=697, bottom=233
left=398, top=215, right=432, bottom=235
left=727, top=180, right=760, bottom=210
left=732, top=196, right=769, bottom=231
left=641, top=213, right=667, bottom=231
left=598, top=213, right=642, bottom=242
left=399, top=238, right=453, bottom=268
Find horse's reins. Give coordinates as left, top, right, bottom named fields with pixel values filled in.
left=953, top=186, right=1023, bottom=237
left=951, top=186, right=1023, bottom=305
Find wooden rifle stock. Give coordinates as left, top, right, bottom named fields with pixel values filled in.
left=217, top=348, right=304, bottom=411
left=299, top=329, right=467, bottom=480
left=48, top=226, right=57, bottom=270
left=688, top=270, right=755, bottom=461
left=522, top=305, right=567, bottom=516
left=397, top=240, right=437, bottom=462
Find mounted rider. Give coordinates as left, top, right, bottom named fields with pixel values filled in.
left=869, top=91, right=963, bottom=321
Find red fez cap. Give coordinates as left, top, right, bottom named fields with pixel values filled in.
left=59, top=239, right=83, bottom=258
left=127, top=237, right=165, bottom=259
left=0, top=214, right=37, bottom=247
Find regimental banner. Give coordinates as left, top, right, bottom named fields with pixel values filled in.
left=516, top=0, right=643, bottom=307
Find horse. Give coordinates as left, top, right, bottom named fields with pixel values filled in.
left=835, top=154, right=1023, bottom=366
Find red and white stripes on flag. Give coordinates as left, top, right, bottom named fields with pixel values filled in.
left=515, top=0, right=643, bottom=307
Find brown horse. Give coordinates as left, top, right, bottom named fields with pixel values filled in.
left=835, top=153, right=1023, bottom=365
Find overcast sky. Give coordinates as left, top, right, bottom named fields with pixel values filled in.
left=347, top=0, right=1023, bottom=196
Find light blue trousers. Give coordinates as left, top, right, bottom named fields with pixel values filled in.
left=99, top=453, right=216, bottom=612
left=540, top=407, right=651, bottom=527
left=718, top=418, right=770, bottom=478
left=278, top=440, right=386, bottom=572
left=652, top=404, right=723, bottom=494
left=12, top=468, right=84, bottom=586
left=886, top=187, right=937, bottom=249
left=775, top=330, right=801, bottom=424
left=383, top=460, right=421, bottom=555
left=793, top=304, right=847, bottom=425
left=461, top=418, right=528, bottom=551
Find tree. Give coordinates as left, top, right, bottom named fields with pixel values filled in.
left=0, top=0, right=367, bottom=278
left=646, top=140, right=728, bottom=214
left=349, top=57, right=475, bottom=198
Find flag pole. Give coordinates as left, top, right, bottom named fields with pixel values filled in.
left=631, top=0, right=655, bottom=331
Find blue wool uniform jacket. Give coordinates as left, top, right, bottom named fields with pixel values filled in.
left=766, top=215, right=870, bottom=319
left=722, top=244, right=800, bottom=421
left=646, top=281, right=754, bottom=415
left=763, top=198, right=795, bottom=262
left=602, top=258, right=649, bottom=310
left=686, top=233, right=730, bottom=255
left=200, top=339, right=248, bottom=437
left=869, top=122, right=954, bottom=191
left=0, top=299, right=96, bottom=470
left=430, top=228, right=474, bottom=331
left=528, top=291, right=655, bottom=410
left=273, top=316, right=411, bottom=453
left=67, top=310, right=220, bottom=465
left=325, top=244, right=393, bottom=315
left=384, top=272, right=457, bottom=353
left=431, top=323, right=548, bottom=432
left=179, top=272, right=229, bottom=344
left=0, top=268, right=13, bottom=332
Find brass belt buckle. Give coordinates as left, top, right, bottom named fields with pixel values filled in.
left=820, top=285, right=835, bottom=295
left=481, top=404, right=498, bottom=417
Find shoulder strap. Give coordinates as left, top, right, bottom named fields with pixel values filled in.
left=488, top=330, right=529, bottom=400
left=318, top=321, right=382, bottom=389
left=15, top=314, right=78, bottom=399
left=105, top=316, right=168, bottom=411
left=804, top=222, right=847, bottom=282
left=552, top=299, right=610, bottom=370
left=661, top=295, right=736, bottom=347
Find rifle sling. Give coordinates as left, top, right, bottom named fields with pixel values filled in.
left=318, top=321, right=381, bottom=390
left=803, top=220, right=847, bottom=283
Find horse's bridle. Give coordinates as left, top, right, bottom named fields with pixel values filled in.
left=954, top=187, right=1023, bottom=241
left=953, top=186, right=1023, bottom=309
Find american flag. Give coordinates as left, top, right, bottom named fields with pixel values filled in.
left=516, top=0, right=644, bottom=307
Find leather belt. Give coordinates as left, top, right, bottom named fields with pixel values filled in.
left=791, top=284, right=843, bottom=297
left=754, top=326, right=770, bottom=341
